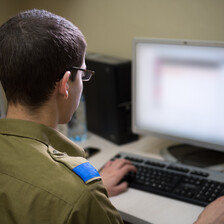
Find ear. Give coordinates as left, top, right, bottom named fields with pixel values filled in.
left=58, top=71, right=71, bottom=99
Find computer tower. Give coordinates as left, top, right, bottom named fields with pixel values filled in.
left=84, top=53, right=138, bottom=145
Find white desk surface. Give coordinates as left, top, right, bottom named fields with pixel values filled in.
left=78, top=132, right=204, bottom=224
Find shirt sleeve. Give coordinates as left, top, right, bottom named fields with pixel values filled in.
left=66, top=180, right=124, bottom=224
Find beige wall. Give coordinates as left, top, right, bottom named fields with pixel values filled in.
left=1, top=0, right=224, bottom=59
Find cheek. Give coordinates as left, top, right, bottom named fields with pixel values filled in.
left=72, top=79, right=83, bottom=109
left=75, top=72, right=83, bottom=93
left=76, top=79, right=83, bottom=100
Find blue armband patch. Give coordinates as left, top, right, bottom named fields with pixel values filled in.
left=72, top=162, right=101, bottom=183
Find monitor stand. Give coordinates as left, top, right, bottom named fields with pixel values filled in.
left=161, top=144, right=224, bottom=171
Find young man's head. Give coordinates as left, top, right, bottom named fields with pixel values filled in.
left=0, top=9, right=86, bottom=117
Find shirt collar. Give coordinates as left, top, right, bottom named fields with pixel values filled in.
left=0, top=118, right=85, bottom=157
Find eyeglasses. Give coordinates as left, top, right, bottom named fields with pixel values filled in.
left=57, top=67, right=95, bottom=81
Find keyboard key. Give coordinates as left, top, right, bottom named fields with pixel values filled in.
left=167, top=165, right=189, bottom=173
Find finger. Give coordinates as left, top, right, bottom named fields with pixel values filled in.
left=110, top=159, right=133, bottom=169
left=114, top=164, right=137, bottom=181
left=121, top=164, right=136, bottom=176
left=109, top=181, right=129, bottom=197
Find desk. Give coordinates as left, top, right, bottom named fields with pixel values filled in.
left=78, top=132, right=204, bottom=224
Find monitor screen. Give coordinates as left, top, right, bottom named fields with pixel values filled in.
left=132, top=38, right=224, bottom=152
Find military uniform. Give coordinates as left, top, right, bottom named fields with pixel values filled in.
left=0, top=119, right=123, bottom=224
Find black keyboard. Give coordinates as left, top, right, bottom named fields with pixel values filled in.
left=112, top=152, right=224, bottom=207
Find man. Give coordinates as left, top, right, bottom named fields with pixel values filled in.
left=0, top=9, right=224, bottom=224
left=0, top=9, right=136, bottom=223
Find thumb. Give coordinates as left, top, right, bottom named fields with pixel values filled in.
left=109, top=181, right=129, bottom=197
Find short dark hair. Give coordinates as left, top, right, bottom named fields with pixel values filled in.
left=0, top=9, right=86, bottom=109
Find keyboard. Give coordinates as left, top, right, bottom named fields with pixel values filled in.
left=112, top=152, right=224, bottom=207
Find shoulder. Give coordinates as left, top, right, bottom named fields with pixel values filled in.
left=48, top=146, right=101, bottom=184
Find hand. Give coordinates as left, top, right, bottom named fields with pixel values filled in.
left=194, top=196, right=224, bottom=224
left=99, top=159, right=137, bottom=197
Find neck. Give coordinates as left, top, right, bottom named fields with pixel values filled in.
left=6, top=102, right=58, bottom=129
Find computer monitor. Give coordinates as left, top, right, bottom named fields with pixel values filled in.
left=0, top=82, right=7, bottom=118
left=132, top=38, right=224, bottom=168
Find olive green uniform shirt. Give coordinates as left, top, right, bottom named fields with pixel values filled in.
left=0, top=119, right=123, bottom=224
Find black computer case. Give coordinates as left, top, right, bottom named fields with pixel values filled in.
left=84, top=53, right=138, bottom=145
